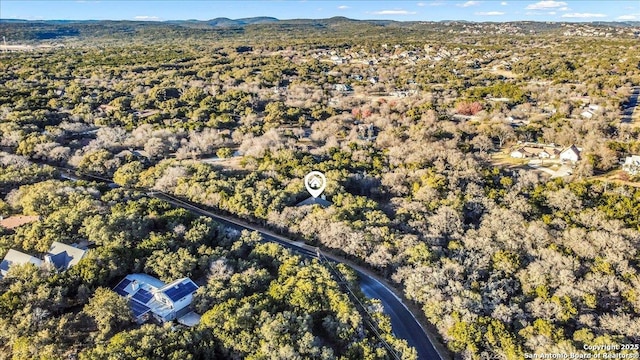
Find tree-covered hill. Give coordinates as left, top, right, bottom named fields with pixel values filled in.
left=1, top=18, right=638, bottom=42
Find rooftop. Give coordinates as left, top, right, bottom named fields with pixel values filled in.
left=0, top=215, right=40, bottom=230
left=114, top=275, right=171, bottom=318
left=296, top=196, right=332, bottom=208
left=160, top=278, right=199, bottom=303
left=113, top=274, right=199, bottom=322
left=46, top=241, right=88, bottom=269
left=0, top=249, right=43, bottom=276
left=177, top=311, right=201, bottom=327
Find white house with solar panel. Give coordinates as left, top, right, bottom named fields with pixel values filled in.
left=113, top=273, right=200, bottom=326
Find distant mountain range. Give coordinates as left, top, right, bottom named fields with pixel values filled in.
left=3, top=16, right=636, bottom=26
left=165, top=16, right=279, bottom=28
left=0, top=17, right=638, bottom=41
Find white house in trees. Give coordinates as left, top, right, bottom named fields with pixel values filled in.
left=45, top=241, right=87, bottom=270
left=0, top=249, right=42, bottom=278
left=0, top=241, right=87, bottom=278
left=509, top=145, right=561, bottom=159
left=113, top=274, right=200, bottom=326
left=510, top=148, right=529, bottom=159
left=560, top=145, right=581, bottom=163
left=622, top=155, right=640, bottom=175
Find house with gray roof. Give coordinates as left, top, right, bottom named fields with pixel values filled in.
left=0, top=249, right=43, bottom=278
left=113, top=274, right=200, bottom=326
left=296, top=196, right=332, bottom=208
left=0, top=241, right=87, bottom=278
left=44, top=241, right=87, bottom=270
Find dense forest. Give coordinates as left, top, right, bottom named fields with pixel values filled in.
left=1, top=18, right=640, bottom=359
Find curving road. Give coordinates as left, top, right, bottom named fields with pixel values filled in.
left=622, top=86, right=640, bottom=124
left=151, top=192, right=445, bottom=360
left=357, top=269, right=443, bottom=360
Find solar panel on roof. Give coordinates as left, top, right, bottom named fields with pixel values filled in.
left=163, top=280, right=198, bottom=302
left=132, top=288, right=153, bottom=304
left=113, top=278, right=132, bottom=296
left=129, top=300, right=151, bottom=317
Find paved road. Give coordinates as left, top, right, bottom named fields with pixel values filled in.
left=357, top=269, right=443, bottom=360
left=622, top=86, right=640, bottom=124
left=152, top=192, right=444, bottom=360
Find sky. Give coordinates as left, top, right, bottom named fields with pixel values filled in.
left=1, top=1, right=639, bottom=22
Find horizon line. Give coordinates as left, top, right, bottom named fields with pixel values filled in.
left=1, top=16, right=638, bottom=23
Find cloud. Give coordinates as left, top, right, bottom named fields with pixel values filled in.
left=475, top=11, right=505, bottom=15
left=501, top=1, right=508, bottom=5
left=526, top=1, right=567, bottom=10
left=617, top=14, right=638, bottom=20
left=559, top=6, right=570, bottom=11
left=371, top=10, right=417, bottom=15
left=337, top=5, right=349, bottom=9
left=134, top=15, right=160, bottom=20
left=548, top=11, right=556, bottom=15
left=458, top=1, right=479, bottom=7
left=561, top=12, right=607, bottom=18
left=417, top=2, right=426, bottom=6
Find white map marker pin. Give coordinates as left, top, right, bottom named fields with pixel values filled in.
left=304, top=171, right=326, bottom=198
